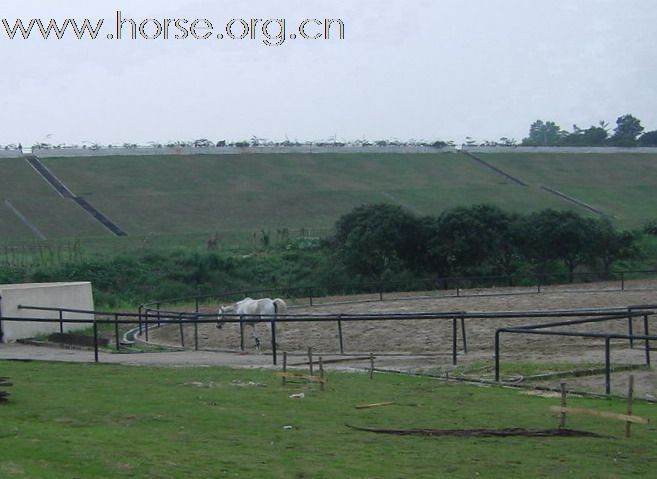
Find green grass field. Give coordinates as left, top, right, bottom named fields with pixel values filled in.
left=1, top=360, right=656, bottom=478
left=481, top=153, right=657, bottom=228
left=40, top=153, right=575, bottom=237
left=2, top=152, right=657, bottom=250
left=0, top=159, right=107, bottom=240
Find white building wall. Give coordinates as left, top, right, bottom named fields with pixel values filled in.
left=0, top=282, right=94, bottom=343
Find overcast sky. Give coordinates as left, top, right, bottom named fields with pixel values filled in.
left=1, top=0, right=656, bottom=146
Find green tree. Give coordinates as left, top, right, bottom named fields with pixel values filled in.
left=609, top=114, right=644, bottom=146
left=522, top=120, right=567, bottom=146
left=638, top=130, right=657, bottom=147
left=521, top=210, right=596, bottom=281
left=587, top=218, right=638, bottom=276
left=426, top=205, right=520, bottom=275
left=332, top=204, right=421, bottom=279
left=562, top=122, right=609, bottom=146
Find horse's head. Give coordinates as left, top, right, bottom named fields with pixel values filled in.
left=216, top=304, right=233, bottom=329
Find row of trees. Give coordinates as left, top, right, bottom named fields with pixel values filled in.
left=330, top=204, right=638, bottom=281
left=522, top=115, right=657, bottom=147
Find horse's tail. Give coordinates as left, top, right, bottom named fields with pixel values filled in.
left=273, top=298, right=287, bottom=315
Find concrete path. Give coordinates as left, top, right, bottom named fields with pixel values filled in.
left=0, top=343, right=445, bottom=371
left=0, top=343, right=279, bottom=368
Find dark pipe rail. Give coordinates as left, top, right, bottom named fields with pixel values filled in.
left=494, top=310, right=654, bottom=395
left=13, top=305, right=656, bottom=372
left=5, top=311, right=472, bottom=367
left=138, top=269, right=657, bottom=316
left=509, top=312, right=652, bottom=330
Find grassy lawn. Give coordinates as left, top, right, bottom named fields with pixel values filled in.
left=1, top=360, right=656, bottom=478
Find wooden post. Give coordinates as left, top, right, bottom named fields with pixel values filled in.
left=179, top=313, right=185, bottom=348
left=194, top=316, right=199, bottom=351
left=282, top=352, right=287, bottom=386
left=559, top=383, right=567, bottom=429
left=239, top=316, right=245, bottom=352
left=337, top=316, right=344, bottom=354
left=319, top=356, right=325, bottom=391
left=93, top=320, right=99, bottom=363
left=452, top=317, right=458, bottom=365
left=308, top=347, right=314, bottom=376
left=626, top=375, right=635, bottom=438
left=114, top=313, right=120, bottom=351
left=369, top=353, right=375, bottom=379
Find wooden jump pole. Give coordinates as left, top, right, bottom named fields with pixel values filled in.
left=559, top=383, right=567, bottom=429
left=282, top=352, right=287, bottom=386
left=625, top=375, right=634, bottom=438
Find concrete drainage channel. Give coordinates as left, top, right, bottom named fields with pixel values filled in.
left=23, top=154, right=128, bottom=236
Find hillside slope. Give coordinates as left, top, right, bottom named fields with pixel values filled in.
left=480, top=153, right=657, bottom=228
left=2, top=152, right=654, bottom=243
left=39, top=153, right=580, bottom=237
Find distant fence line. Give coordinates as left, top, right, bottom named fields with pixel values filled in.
left=139, top=269, right=657, bottom=315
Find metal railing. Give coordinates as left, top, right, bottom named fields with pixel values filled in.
left=12, top=304, right=656, bottom=391
left=495, top=307, right=657, bottom=394
left=138, top=269, right=657, bottom=317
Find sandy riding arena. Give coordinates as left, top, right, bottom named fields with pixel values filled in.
left=147, top=280, right=657, bottom=397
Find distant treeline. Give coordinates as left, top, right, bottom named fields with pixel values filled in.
left=329, top=204, right=641, bottom=282
left=0, top=203, right=654, bottom=307
left=17, top=113, right=657, bottom=151
left=520, top=114, right=657, bottom=147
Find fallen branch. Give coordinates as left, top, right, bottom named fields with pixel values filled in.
left=549, top=406, right=649, bottom=425
left=346, top=424, right=606, bottom=438
left=355, top=402, right=396, bottom=409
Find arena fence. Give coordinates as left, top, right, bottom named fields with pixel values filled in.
left=495, top=306, right=657, bottom=394
left=11, top=304, right=657, bottom=395
left=138, top=269, right=657, bottom=318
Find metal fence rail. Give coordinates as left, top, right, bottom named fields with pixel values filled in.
left=494, top=310, right=655, bottom=394
left=11, top=304, right=656, bottom=382
left=137, top=269, right=657, bottom=317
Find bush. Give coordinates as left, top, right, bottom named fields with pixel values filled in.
left=644, top=220, right=657, bottom=236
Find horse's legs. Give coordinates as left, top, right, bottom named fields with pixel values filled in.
left=251, top=323, right=261, bottom=351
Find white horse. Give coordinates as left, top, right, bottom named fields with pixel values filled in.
left=217, top=297, right=287, bottom=350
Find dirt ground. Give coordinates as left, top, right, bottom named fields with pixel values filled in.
left=146, top=280, right=657, bottom=398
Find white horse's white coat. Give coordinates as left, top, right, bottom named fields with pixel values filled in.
left=217, top=297, right=287, bottom=350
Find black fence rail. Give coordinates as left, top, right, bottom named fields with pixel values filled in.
left=12, top=304, right=656, bottom=391
left=11, top=307, right=472, bottom=366
left=138, top=269, right=657, bottom=317
left=495, top=307, right=657, bottom=395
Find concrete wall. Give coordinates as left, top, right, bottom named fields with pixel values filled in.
left=0, top=282, right=94, bottom=343
left=463, top=146, right=657, bottom=154
left=34, top=145, right=457, bottom=158
left=0, top=150, right=23, bottom=158
left=32, top=145, right=657, bottom=158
